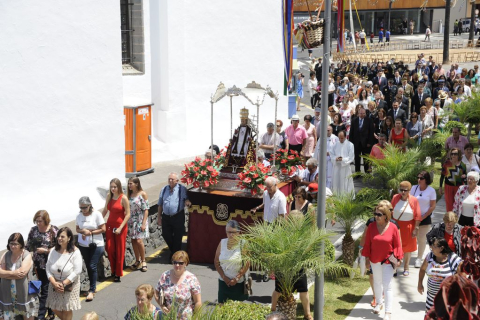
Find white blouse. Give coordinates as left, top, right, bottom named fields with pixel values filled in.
left=46, top=249, right=83, bottom=283
left=393, top=200, right=414, bottom=221
left=462, top=193, right=477, bottom=217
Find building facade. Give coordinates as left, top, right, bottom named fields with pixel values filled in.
left=0, top=0, right=287, bottom=244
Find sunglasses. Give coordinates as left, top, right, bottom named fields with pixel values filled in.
left=451, top=153, right=459, bottom=156
left=79, top=206, right=89, bottom=210
left=374, top=212, right=385, bottom=217
left=417, top=176, right=425, bottom=180
left=399, top=189, right=409, bottom=192
left=173, top=261, right=185, bottom=266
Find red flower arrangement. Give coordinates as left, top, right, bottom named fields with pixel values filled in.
left=237, top=163, right=272, bottom=196
left=271, top=149, right=304, bottom=176
left=181, top=157, right=219, bottom=189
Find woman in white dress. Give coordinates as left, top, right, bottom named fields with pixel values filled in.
left=46, top=227, right=82, bottom=320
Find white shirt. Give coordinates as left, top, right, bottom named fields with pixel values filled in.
left=308, top=78, right=318, bottom=96
left=393, top=200, right=414, bottom=221
left=218, top=239, right=244, bottom=281
left=76, top=211, right=105, bottom=247
left=462, top=193, right=477, bottom=217
left=259, top=132, right=281, bottom=154
left=263, top=189, right=287, bottom=223
left=46, top=249, right=83, bottom=283
left=410, top=185, right=436, bottom=217
left=301, top=168, right=319, bottom=183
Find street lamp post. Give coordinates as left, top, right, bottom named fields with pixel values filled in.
left=443, top=0, right=451, bottom=64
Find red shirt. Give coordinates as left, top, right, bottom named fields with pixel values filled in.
left=362, top=222, right=403, bottom=264
left=370, top=144, right=386, bottom=160
left=444, top=231, right=456, bottom=252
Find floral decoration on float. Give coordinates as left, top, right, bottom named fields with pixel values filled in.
left=237, top=163, right=272, bottom=196
left=181, top=157, right=219, bottom=189
left=271, top=149, right=304, bottom=179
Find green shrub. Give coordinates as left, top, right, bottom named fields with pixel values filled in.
left=192, top=300, right=271, bottom=320
left=356, top=188, right=390, bottom=204
left=325, top=238, right=335, bottom=263
left=444, top=121, right=467, bottom=136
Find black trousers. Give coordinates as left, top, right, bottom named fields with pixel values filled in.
left=36, top=266, right=54, bottom=319
left=354, top=143, right=371, bottom=173
left=162, top=211, right=185, bottom=258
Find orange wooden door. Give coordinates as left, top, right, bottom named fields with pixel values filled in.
left=135, top=106, right=151, bottom=171
left=124, top=108, right=134, bottom=173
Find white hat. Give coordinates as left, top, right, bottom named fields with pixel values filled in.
left=291, top=114, right=300, bottom=121
left=315, top=107, right=321, bottom=112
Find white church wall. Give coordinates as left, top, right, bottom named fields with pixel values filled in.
left=150, top=0, right=288, bottom=161
left=0, top=1, right=124, bottom=244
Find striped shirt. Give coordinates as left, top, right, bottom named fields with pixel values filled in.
left=425, top=252, right=462, bottom=311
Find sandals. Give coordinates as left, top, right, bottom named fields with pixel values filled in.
left=140, top=260, right=148, bottom=272
left=130, top=260, right=141, bottom=269
left=371, top=297, right=376, bottom=307
left=86, top=292, right=95, bottom=302
left=403, top=270, right=410, bottom=276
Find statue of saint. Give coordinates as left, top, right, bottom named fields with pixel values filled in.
left=223, top=108, right=257, bottom=173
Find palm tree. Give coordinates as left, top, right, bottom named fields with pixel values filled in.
left=326, top=192, right=378, bottom=266
left=239, top=214, right=348, bottom=320
left=452, top=92, right=480, bottom=140
left=361, top=144, right=432, bottom=191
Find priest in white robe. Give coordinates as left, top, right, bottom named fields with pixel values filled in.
left=314, top=124, right=339, bottom=189
left=330, top=130, right=355, bottom=194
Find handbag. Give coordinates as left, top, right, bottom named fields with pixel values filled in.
left=54, top=253, right=74, bottom=292
left=382, top=253, right=399, bottom=270
left=28, top=280, right=42, bottom=295
left=89, top=235, right=97, bottom=249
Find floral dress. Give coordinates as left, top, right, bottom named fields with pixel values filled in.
left=155, top=270, right=201, bottom=320
left=128, top=195, right=149, bottom=239
left=26, top=225, right=58, bottom=270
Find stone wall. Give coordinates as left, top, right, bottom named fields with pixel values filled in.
left=78, top=208, right=164, bottom=291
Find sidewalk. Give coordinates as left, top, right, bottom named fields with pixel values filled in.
left=346, top=196, right=447, bottom=319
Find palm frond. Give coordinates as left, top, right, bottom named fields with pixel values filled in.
left=238, top=214, right=349, bottom=297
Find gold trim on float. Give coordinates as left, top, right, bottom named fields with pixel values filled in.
left=188, top=205, right=264, bottom=226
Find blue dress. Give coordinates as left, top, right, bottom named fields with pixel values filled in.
left=296, top=79, right=304, bottom=98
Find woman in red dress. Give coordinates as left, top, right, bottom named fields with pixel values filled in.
left=391, top=181, right=422, bottom=276
left=389, top=118, right=409, bottom=151
left=102, top=178, right=130, bottom=282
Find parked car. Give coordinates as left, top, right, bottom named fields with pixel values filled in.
left=460, top=19, right=471, bottom=32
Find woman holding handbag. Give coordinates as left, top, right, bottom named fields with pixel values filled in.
left=0, top=233, right=39, bottom=320
left=26, top=210, right=58, bottom=320
left=214, top=220, right=250, bottom=304
left=362, top=203, right=403, bottom=320
left=391, top=181, right=422, bottom=276
left=75, top=196, right=106, bottom=302
left=46, top=227, right=82, bottom=320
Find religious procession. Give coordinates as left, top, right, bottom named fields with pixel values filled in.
left=4, top=0, right=480, bottom=319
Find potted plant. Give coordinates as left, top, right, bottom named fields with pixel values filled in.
left=271, top=149, right=304, bottom=179
left=239, top=214, right=348, bottom=319
left=326, top=191, right=379, bottom=266
left=237, top=163, right=272, bottom=196
left=180, top=157, right=219, bottom=189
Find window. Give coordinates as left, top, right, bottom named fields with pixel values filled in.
left=121, top=0, right=145, bottom=74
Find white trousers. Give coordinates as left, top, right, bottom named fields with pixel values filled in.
left=371, top=262, right=394, bottom=313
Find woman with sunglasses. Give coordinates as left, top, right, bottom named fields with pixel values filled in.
left=154, top=251, right=201, bottom=320
left=439, top=148, right=467, bottom=212
left=46, top=227, right=82, bottom=320
left=359, top=200, right=399, bottom=308
left=407, top=112, right=423, bottom=145
left=391, top=181, right=422, bottom=276
left=214, top=220, right=250, bottom=304
left=290, top=187, right=314, bottom=216
left=0, top=233, right=39, bottom=320
left=26, top=211, right=58, bottom=320
left=453, top=171, right=480, bottom=227
left=417, top=237, right=462, bottom=313
left=75, top=197, right=106, bottom=301
left=363, top=203, right=403, bottom=319
left=410, top=172, right=437, bottom=269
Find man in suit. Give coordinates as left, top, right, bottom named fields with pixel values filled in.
left=314, top=58, right=322, bottom=82
left=395, top=94, right=408, bottom=114
left=382, top=78, right=397, bottom=110
left=373, top=71, right=388, bottom=91
left=411, top=84, right=430, bottom=115
left=388, top=101, right=407, bottom=127
left=349, top=107, right=375, bottom=174
left=374, top=92, right=388, bottom=112
left=393, top=70, right=402, bottom=86
left=401, top=77, right=414, bottom=117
